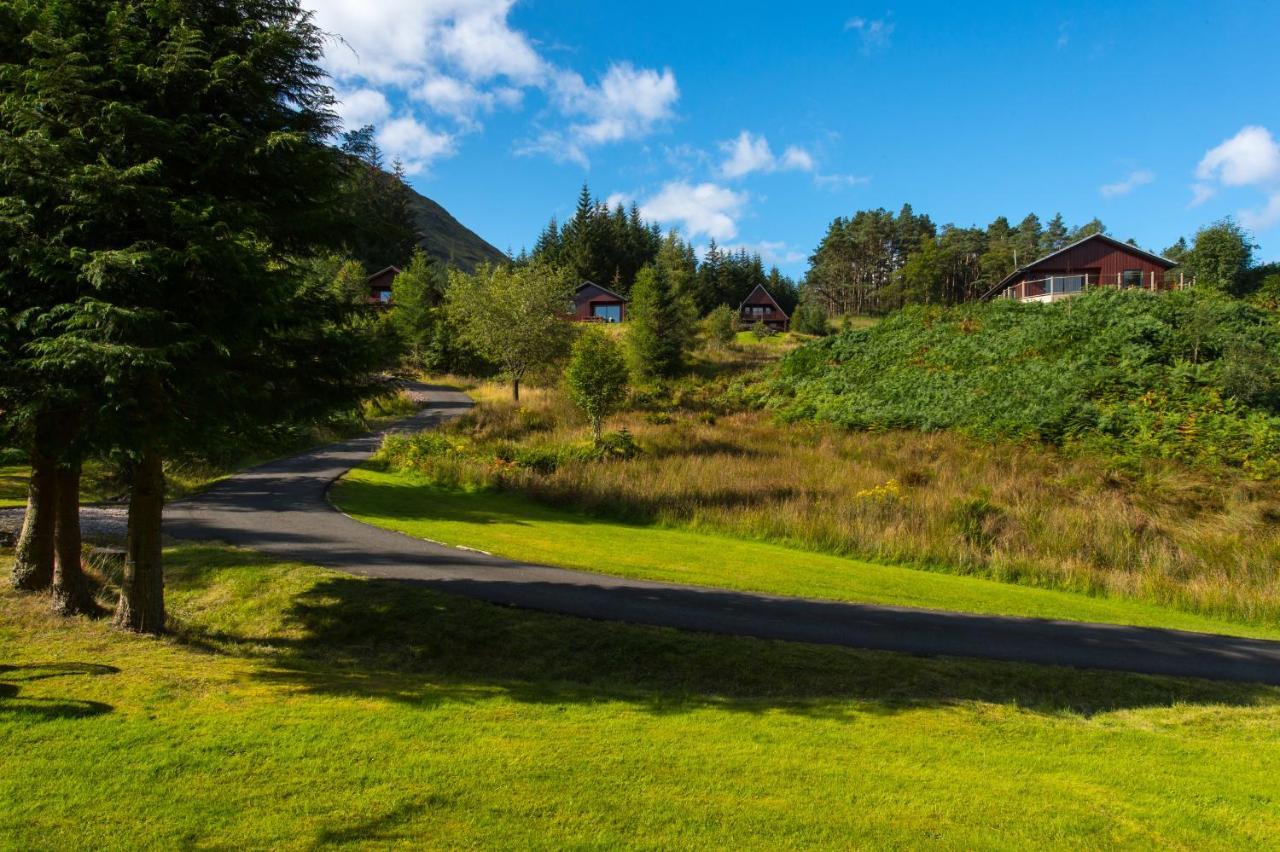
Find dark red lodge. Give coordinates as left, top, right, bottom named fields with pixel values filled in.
left=738, top=284, right=790, bottom=331
left=986, top=233, right=1181, bottom=302
left=571, top=281, right=628, bottom=323
left=367, top=265, right=400, bottom=305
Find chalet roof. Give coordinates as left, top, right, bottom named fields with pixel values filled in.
left=738, top=284, right=788, bottom=317
left=989, top=233, right=1177, bottom=295
left=366, top=265, right=402, bottom=285
left=575, top=280, right=628, bottom=302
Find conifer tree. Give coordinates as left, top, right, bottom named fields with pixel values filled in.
left=627, top=265, right=692, bottom=379
left=1, top=0, right=382, bottom=632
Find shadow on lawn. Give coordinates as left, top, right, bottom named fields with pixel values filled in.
left=0, top=663, right=118, bottom=721
left=175, top=573, right=1278, bottom=721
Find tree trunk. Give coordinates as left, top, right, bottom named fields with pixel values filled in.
left=11, top=448, right=55, bottom=591
left=50, top=460, right=96, bottom=617
left=114, top=449, right=165, bottom=634
left=512, top=377, right=520, bottom=402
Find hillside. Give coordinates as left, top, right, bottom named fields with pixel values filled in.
left=408, top=187, right=507, bottom=272
left=767, top=289, right=1280, bottom=476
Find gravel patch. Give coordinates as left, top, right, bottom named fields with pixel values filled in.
left=0, top=505, right=129, bottom=543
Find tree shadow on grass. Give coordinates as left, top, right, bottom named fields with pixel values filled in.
left=309, top=797, right=449, bottom=849
left=0, top=663, right=117, bottom=721
left=173, top=571, right=1279, bottom=722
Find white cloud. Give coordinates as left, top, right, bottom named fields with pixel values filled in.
left=1241, top=193, right=1280, bottom=231
left=377, top=116, right=455, bottom=174
left=1197, top=126, right=1280, bottom=186
left=814, top=172, right=871, bottom=191
left=308, top=0, right=544, bottom=87
left=335, top=88, right=391, bottom=128
left=844, top=15, right=895, bottom=53
left=781, top=146, right=816, bottom=172
left=1100, top=169, right=1154, bottom=198
left=720, top=131, right=775, bottom=178
left=306, top=1, right=679, bottom=166
left=1189, top=183, right=1216, bottom=207
left=718, top=131, right=816, bottom=179
left=560, top=64, right=679, bottom=144
left=639, top=181, right=748, bottom=241
left=1191, top=125, right=1280, bottom=228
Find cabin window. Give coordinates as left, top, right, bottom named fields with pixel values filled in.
left=377, top=289, right=392, bottom=303
left=1122, top=269, right=1143, bottom=288
left=592, top=303, right=622, bottom=323
left=745, top=305, right=767, bottom=316
left=1051, top=275, right=1084, bottom=294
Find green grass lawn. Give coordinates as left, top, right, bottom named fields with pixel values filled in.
left=734, top=329, right=795, bottom=346
left=0, top=465, right=26, bottom=508
left=332, top=467, right=1280, bottom=639
left=3, top=543, right=1280, bottom=848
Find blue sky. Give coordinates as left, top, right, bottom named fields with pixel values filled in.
left=306, top=0, right=1280, bottom=275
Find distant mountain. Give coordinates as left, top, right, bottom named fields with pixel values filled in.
left=407, top=187, right=506, bottom=272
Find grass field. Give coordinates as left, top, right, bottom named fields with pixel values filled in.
left=378, top=375, right=1280, bottom=627
left=4, top=543, right=1280, bottom=848
left=332, top=466, right=1280, bottom=639
left=0, top=465, right=26, bottom=508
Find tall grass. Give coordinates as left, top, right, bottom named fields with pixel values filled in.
left=379, top=383, right=1280, bottom=627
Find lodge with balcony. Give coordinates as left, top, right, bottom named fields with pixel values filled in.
left=738, top=284, right=790, bottom=331
left=986, top=233, right=1182, bottom=303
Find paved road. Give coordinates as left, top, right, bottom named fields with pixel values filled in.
left=165, top=383, right=1280, bottom=685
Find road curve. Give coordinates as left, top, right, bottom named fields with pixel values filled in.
left=165, top=383, right=1280, bottom=685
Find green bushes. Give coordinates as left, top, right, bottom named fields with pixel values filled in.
left=768, top=289, right=1280, bottom=477
left=377, top=426, right=638, bottom=481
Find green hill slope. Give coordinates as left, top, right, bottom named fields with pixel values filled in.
left=767, top=289, right=1280, bottom=476
left=408, top=187, right=506, bottom=272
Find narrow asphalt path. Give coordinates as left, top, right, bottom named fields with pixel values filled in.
left=165, top=383, right=1280, bottom=685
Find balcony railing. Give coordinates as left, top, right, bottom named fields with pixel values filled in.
left=1001, top=271, right=1189, bottom=301
left=741, top=309, right=788, bottom=322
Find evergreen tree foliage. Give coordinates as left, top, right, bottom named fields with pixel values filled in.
left=338, top=127, right=420, bottom=270
left=563, top=328, right=629, bottom=440
left=390, top=249, right=447, bottom=362
left=0, top=0, right=385, bottom=631
left=627, top=265, right=693, bottom=379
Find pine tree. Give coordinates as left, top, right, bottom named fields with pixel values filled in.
left=1043, top=213, right=1070, bottom=252
left=627, top=265, right=691, bottom=379
left=0, top=0, right=385, bottom=632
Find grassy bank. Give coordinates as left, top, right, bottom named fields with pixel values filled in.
left=4, top=543, right=1280, bottom=848
left=360, top=381, right=1280, bottom=628
left=768, top=289, right=1280, bottom=477
left=334, top=466, right=1280, bottom=638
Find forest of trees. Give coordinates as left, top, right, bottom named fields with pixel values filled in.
left=803, top=205, right=1278, bottom=317
left=803, top=206, right=1111, bottom=315
left=529, top=184, right=799, bottom=315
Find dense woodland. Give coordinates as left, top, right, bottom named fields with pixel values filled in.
left=803, top=206, right=1278, bottom=316
left=528, top=184, right=800, bottom=315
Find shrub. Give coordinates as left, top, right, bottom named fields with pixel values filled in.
left=564, top=328, right=629, bottom=441
left=767, top=289, right=1280, bottom=476
left=704, top=305, right=737, bottom=347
